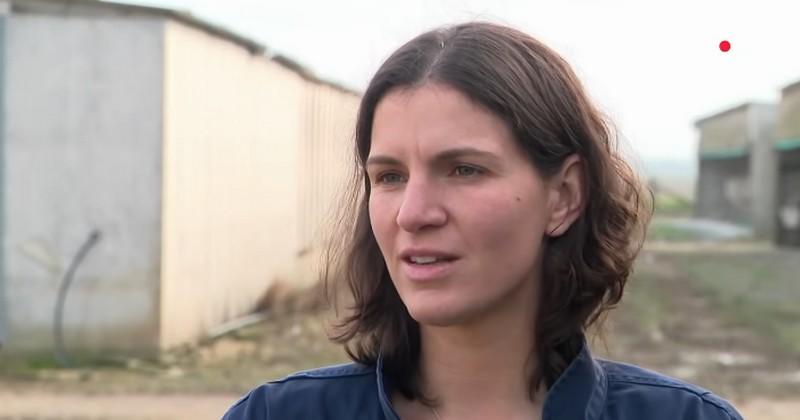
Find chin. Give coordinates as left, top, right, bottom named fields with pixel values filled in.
left=405, top=300, right=474, bottom=327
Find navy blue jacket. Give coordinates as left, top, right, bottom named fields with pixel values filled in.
left=223, top=343, right=743, bottom=419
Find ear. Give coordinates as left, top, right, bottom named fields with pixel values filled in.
left=546, top=154, right=585, bottom=237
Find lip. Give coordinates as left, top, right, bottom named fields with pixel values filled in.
left=399, top=248, right=459, bottom=261
left=401, top=258, right=459, bottom=282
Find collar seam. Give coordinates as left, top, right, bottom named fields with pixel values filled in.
left=271, top=370, right=373, bottom=383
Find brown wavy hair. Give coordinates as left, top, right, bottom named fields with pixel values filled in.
left=321, top=21, right=652, bottom=403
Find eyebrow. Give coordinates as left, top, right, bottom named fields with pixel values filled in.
left=366, top=147, right=500, bottom=168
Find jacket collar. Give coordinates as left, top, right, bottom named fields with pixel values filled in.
left=376, top=338, right=607, bottom=420
left=541, top=339, right=607, bottom=420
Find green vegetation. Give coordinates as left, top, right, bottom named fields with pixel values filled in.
left=647, top=177, right=693, bottom=218
left=0, top=311, right=346, bottom=394
left=666, top=250, right=800, bottom=356
left=653, top=192, right=693, bottom=217
left=646, top=220, right=709, bottom=242
left=624, top=260, right=668, bottom=332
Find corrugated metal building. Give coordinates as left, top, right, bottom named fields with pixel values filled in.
left=0, top=0, right=359, bottom=354
left=694, top=102, right=778, bottom=236
left=775, top=80, right=800, bottom=247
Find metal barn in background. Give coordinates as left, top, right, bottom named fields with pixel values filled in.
left=775, top=81, right=800, bottom=247
left=694, top=102, right=778, bottom=238
left=0, top=0, right=359, bottom=355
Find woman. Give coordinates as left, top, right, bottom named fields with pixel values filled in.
left=224, top=22, right=743, bottom=420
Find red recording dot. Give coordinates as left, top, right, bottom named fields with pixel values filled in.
left=719, top=40, right=731, bottom=52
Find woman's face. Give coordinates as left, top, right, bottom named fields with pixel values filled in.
left=367, top=83, right=558, bottom=326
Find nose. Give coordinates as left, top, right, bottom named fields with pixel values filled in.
left=396, top=176, right=447, bottom=232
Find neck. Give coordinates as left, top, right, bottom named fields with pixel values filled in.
left=417, top=287, right=544, bottom=419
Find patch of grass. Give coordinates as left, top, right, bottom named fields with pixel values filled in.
left=0, top=310, right=348, bottom=394
left=646, top=220, right=708, bottom=242
left=654, top=192, right=693, bottom=217
left=0, top=354, right=69, bottom=381
left=625, top=261, right=667, bottom=332
left=667, top=250, right=800, bottom=355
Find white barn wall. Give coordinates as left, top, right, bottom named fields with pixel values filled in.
left=160, top=21, right=307, bottom=349
left=3, top=14, right=164, bottom=352
left=1, top=6, right=361, bottom=353
left=295, top=83, right=359, bottom=287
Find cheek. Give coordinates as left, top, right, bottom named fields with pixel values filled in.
left=368, top=194, right=395, bottom=247
left=466, top=190, right=547, bottom=261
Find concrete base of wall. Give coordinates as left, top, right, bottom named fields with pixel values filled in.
left=4, top=323, right=159, bottom=357
left=695, top=156, right=751, bottom=224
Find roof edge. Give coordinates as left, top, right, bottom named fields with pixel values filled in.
left=11, top=0, right=265, bottom=54
left=271, top=54, right=360, bottom=96
left=11, top=0, right=361, bottom=95
left=781, top=79, right=800, bottom=95
left=694, top=101, right=774, bottom=128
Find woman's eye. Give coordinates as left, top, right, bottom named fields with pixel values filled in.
left=377, top=173, right=404, bottom=184
left=454, top=165, right=482, bottom=177
left=373, top=166, right=482, bottom=184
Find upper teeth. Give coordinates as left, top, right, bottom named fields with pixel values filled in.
left=410, top=256, right=439, bottom=263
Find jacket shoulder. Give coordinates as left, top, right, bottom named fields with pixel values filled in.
left=271, top=361, right=374, bottom=382
left=222, top=362, right=380, bottom=420
left=599, top=359, right=743, bottom=420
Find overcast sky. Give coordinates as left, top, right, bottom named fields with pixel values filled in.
left=125, top=0, right=800, bottom=167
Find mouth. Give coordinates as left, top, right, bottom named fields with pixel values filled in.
left=400, top=257, right=459, bottom=282
left=403, top=255, right=459, bottom=265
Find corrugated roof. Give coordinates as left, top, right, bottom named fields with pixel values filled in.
left=10, top=0, right=360, bottom=95
left=781, top=79, right=800, bottom=95
left=693, top=102, right=769, bottom=128
left=271, top=54, right=357, bottom=94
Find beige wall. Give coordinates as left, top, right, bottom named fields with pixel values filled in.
left=160, top=21, right=359, bottom=348
left=777, top=86, right=800, bottom=140
left=698, top=108, right=749, bottom=154
left=296, top=84, right=360, bottom=287
left=161, top=21, right=306, bottom=348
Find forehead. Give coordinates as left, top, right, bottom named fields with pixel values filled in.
left=370, top=83, right=517, bottom=157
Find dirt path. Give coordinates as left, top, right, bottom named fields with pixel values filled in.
left=598, top=249, right=800, bottom=398
left=0, top=391, right=240, bottom=419
left=735, top=398, right=800, bottom=420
